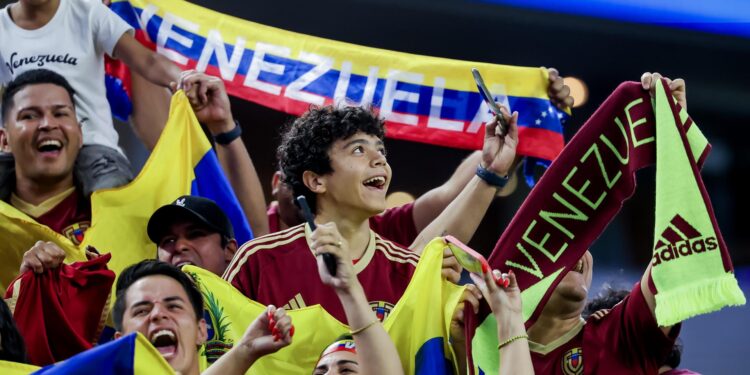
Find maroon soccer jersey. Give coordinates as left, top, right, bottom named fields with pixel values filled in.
left=267, top=201, right=418, bottom=247
left=529, top=283, right=679, bottom=375
left=12, top=189, right=91, bottom=245
left=369, top=202, right=418, bottom=247
left=4, top=254, right=114, bottom=365
left=223, top=224, right=419, bottom=323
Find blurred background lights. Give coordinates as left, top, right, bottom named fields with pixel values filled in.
left=564, top=76, right=588, bottom=108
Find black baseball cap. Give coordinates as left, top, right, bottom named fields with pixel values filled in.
left=147, top=195, right=234, bottom=244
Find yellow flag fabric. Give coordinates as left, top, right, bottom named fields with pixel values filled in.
left=80, top=91, right=207, bottom=279
left=82, top=91, right=210, bottom=280
left=185, top=237, right=465, bottom=374
left=384, top=238, right=466, bottom=374
left=184, top=265, right=349, bottom=374
left=0, top=360, right=40, bottom=374
left=0, top=203, right=86, bottom=290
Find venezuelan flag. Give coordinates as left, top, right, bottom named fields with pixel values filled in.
left=0, top=333, right=170, bottom=374
left=32, top=332, right=172, bottom=374
left=185, top=237, right=464, bottom=374
left=384, top=238, right=466, bottom=374
left=108, top=0, right=567, bottom=164
left=81, top=90, right=252, bottom=279
left=104, top=56, right=133, bottom=122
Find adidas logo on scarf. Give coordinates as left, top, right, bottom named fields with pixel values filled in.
left=651, top=214, right=718, bottom=266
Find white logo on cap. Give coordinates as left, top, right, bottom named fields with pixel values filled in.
left=175, top=198, right=186, bottom=207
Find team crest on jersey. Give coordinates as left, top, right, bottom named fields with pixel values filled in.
left=62, top=221, right=90, bottom=245
left=369, top=301, right=394, bottom=321
left=562, top=347, right=583, bottom=375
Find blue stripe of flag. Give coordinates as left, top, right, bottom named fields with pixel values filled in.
left=415, top=337, right=451, bottom=375
left=33, top=333, right=137, bottom=374
left=191, top=149, right=253, bottom=244
left=104, top=74, right=132, bottom=122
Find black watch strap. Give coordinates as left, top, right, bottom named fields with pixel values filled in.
left=476, top=164, right=509, bottom=188
left=214, top=120, right=242, bottom=145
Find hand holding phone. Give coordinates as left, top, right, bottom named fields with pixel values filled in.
left=296, top=195, right=338, bottom=277
left=444, top=235, right=509, bottom=287
left=472, top=68, right=508, bottom=137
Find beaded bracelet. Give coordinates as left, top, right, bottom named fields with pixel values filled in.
left=349, top=319, right=379, bottom=335
left=497, top=334, right=529, bottom=350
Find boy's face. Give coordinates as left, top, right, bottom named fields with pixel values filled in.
left=317, top=132, right=391, bottom=217
left=117, top=275, right=207, bottom=375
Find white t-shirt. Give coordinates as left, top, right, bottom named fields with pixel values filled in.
left=0, top=0, right=133, bottom=152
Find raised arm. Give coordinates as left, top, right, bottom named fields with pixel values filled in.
left=410, top=108, right=519, bottom=253
left=410, top=67, right=571, bottom=233
left=311, top=222, right=405, bottom=375
left=174, top=71, right=270, bottom=236
left=111, top=33, right=181, bottom=149
left=203, top=305, right=293, bottom=375
left=471, top=270, right=533, bottom=375
left=128, top=72, right=171, bottom=151
left=411, top=151, right=482, bottom=232
left=112, top=33, right=181, bottom=88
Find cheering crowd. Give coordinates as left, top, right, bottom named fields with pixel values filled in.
left=0, top=0, right=732, bottom=374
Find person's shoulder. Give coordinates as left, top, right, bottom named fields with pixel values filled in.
left=224, top=224, right=307, bottom=282
left=65, top=0, right=95, bottom=14
left=236, top=224, right=307, bottom=257
left=68, top=0, right=99, bottom=10
left=373, top=233, right=419, bottom=268
left=584, top=283, right=647, bottom=330
left=66, top=0, right=112, bottom=20
left=0, top=5, right=14, bottom=30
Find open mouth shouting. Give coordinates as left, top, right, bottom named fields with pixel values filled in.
left=150, top=329, right=179, bottom=360
left=173, top=259, right=195, bottom=268
left=36, top=138, right=63, bottom=157
left=362, top=175, right=387, bottom=190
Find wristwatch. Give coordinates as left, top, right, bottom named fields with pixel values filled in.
left=214, top=120, right=242, bottom=145
left=476, top=164, right=509, bottom=188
